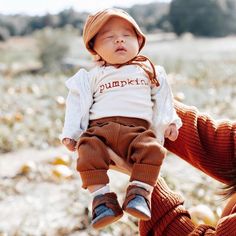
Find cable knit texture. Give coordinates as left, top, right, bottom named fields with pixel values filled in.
left=139, top=101, right=236, bottom=235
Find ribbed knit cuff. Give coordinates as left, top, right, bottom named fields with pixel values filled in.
left=130, top=163, right=160, bottom=187
left=79, top=169, right=109, bottom=189
left=168, top=101, right=236, bottom=184
left=139, top=177, right=191, bottom=236
left=163, top=215, right=197, bottom=236
left=139, top=179, right=236, bottom=236
left=216, top=214, right=236, bottom=235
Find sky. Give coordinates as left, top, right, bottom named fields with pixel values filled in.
left=0, top=0, right=171, bottom=16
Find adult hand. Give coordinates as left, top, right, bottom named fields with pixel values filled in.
left=221, top=193, right=236, bottom=217
left=107, top=147, right=132, bottom=176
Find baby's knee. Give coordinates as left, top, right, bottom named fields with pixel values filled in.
left=150, top=144, right=167, bottom=165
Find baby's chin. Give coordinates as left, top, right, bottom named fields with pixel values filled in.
left=107, top=57, right=136, bottom=65
left=102, top=53, right=137, bottom=65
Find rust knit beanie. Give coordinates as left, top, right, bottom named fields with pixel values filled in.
left=83, top=8, right=146, bottom=55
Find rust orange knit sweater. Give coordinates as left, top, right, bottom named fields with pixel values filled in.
left=139, top=101, right=236, bottom=235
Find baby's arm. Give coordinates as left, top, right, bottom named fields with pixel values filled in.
left=151, top=66, right=182, bottom=143
left=61, top=68, right=93, bottom=151
left=61, top=90, right=82, bottom=151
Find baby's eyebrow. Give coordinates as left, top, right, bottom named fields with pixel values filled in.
left=123, top=27, right=134, bottom=33
left=98, top=27, right=135, bottom=37
left=98, top=29, right=112, bottom=36
left=124, top=28, right=137, bottom=35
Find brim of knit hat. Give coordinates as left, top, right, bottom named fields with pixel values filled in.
left=83, top=8, right=146, bottom=55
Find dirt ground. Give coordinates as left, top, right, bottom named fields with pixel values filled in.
left=0, top=146, right=222, bottom=236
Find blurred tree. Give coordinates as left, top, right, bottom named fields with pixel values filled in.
left=156, top=14, right=173, bottom=32
left=0, top=14, right=30, bottom=36
left=42, top=14, right=60, bottom=28
left=35, top=28, right=70, bottom=72
left=223, top=0, right=236, bottom=33
left=0, top=27, right=10, bottom=41
left=28, top=16, right=45, bottom=33
left=58, top=8, right=87, bottom=34
left=169, top=0, right=227, bottom=36
left=127, top=2, right=170, bottom=33
left=0, top=1, right=235, bottom=38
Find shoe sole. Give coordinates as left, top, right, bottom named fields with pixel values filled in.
left=124, top=207, right=151, bottom=221
left=92, top=212, right=123, bottom=230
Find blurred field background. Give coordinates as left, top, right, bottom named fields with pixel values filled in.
left=0, top=0, right=236, bottom=235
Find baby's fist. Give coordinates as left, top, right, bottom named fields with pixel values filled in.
left=62, top=138, right=77, bottom=151
left=164, top=124, right=179, bottom=141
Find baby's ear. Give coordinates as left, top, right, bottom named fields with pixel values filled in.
left=92, top=54, right=105, bottom=66
left=92, top=54, right=101, bottom=62
left=137, top=36, right=144, bottom=48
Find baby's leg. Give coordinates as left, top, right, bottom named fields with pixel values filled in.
left=87, top=183, right=123, bottom=230
left=77, top=135, right=110, bottom=189
left=77, top=135, right=123, bottom=229
left=88, top=184, right=107, bottom=194
left=128, top=129, right=166, bottom=186
left=123, top=129, right=166, bottom=220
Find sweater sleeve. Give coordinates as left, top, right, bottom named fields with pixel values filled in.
left=139, top=178, right=236, bottom=236
left=164, top=101, right=236, bottom=184
left=140, top=102, right=236, bottom=235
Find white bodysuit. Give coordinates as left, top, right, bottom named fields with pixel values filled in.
left=61, top=64, right=182, bottom=144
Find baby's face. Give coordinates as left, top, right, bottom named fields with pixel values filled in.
left=93, top=17, right=141, bottom=65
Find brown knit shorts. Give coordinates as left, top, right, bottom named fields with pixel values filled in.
left=77, top=116, right=166, bottom=189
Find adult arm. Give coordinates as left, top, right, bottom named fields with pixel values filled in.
left=140, top=102, right=236, bottom=235
left=164, top=101, right=236, bottom=184
left=139, top=177, right=236, bottom=236
left=108, top=146, right=236, bottom=235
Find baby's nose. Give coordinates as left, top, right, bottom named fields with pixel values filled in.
left=115, top=37, right=125, bottom=43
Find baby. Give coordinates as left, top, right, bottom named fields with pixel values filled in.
left=61, top=8, right=182, bottom=229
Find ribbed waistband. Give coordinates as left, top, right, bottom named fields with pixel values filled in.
left=89, top=116, right=150, bottom=129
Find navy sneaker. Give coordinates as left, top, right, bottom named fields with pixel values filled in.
left=91, top=192, right=123, bottom=229
left=122, top=185, right=151, bottom=221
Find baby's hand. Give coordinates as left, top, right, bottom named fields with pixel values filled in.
left=62, top=138, right=77, bottom=151
left=164, top=124, right=179, bottom=141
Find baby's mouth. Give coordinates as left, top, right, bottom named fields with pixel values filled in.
left=115, top=46, right=127, bottom=52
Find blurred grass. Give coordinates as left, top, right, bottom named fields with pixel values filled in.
left=0, top=74, right=66, bottom=152
left=0, top=37, right=38, bottom=64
